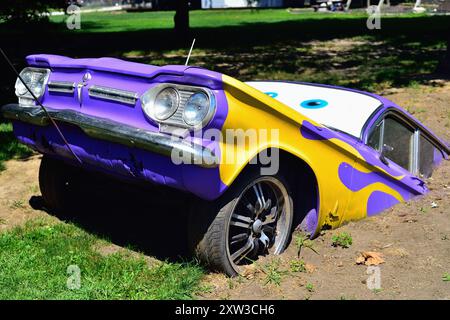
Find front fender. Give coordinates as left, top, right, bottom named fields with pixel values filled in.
left=218, top=75, right=359, bottom=236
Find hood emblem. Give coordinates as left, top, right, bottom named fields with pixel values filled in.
left=77, top=72, right=92, bottom=106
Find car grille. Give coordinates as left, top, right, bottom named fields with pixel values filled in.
left=88, top=85, right=138, bottom=105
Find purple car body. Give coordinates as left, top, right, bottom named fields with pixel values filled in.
left=2, top=54, right=449, bottom=237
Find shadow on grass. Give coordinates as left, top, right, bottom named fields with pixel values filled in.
left=29, top=170, right=194, bottom=262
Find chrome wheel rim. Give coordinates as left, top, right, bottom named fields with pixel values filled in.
left=226, top=176, right=292, bottom=274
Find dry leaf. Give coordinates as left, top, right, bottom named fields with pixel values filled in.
left=356, top=251, right=385, bottom=266
left=305, top=263, right=316, bottom=273
left=356, top=255, right=366, bottom=265
left=241, top=264, right=257, bottom=279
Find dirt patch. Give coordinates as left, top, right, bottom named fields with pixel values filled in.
left=0, top=155, right=47, bottom=231
left=0, top=83, right=449, bottom=299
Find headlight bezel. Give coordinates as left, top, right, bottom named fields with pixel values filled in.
left=15, top=67, right=51, bottom=101
left=145, top=86, right=180, bottom=121
left=141, top=83, right=216, bottom=130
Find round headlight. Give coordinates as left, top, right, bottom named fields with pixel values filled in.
left=153, top=87, right=179, bottom=120
left=142, top=87, right=179, bottom=121
left=183, top=92, right=210, bottom=127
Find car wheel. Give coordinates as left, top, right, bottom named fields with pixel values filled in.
left=39, top=156, right=80, bottom=213
left=189, top=172, right=294, bottom=276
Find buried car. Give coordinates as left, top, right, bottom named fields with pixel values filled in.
left=2, top=54, right=449, bottom=276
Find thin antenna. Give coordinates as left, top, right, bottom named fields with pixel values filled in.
left=185, top=38, right=196, bottom=66
left=0, top=48, right=82, bottom=164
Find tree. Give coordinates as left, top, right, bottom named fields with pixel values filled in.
left=0, top=0, right=66, bottom=24
left=174, top=0, right=189, bottom=38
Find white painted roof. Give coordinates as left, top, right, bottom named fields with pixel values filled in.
left=246, top=81, right=382, bottom=138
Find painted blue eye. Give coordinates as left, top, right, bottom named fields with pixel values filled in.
left=265, top=92, right=278, bottom=98
left=300, top=99, right=328, bottom=109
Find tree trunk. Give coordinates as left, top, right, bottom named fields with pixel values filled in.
left=174, top=0, right=189, bottom=39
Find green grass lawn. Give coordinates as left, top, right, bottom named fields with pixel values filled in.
left=0, top=122, right=32, bottom=171
left=1, top=9, right=447, bottom=92
left=49, top=9, right=372, bottom=33
left=0, top=219, right=205, bottom=299
left=47, top=9, right=437, bottom=34
left=43, top=9, right=449, bottom=92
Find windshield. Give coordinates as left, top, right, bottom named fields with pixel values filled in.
left=246, top=81, right=382, bottom=138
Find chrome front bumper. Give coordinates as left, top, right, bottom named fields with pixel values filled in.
left=1, top=104, right=219, bottom=168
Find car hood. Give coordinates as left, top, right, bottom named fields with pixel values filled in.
left=26, top=54, right=189, bottom=79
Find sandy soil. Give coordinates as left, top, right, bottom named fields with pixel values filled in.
left=0, top=82, right=449, bottom=300
left=0, top=155, right=46, bottom=231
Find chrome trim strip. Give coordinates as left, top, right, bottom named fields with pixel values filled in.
left=48, top=81, right=75, bottom=94
left=1, top=104, right=219, bottom=168
left=88, top=85, right=138, bottom=105
left=360, top=104, right=384, bottom=142
left=412, top=129, right=420, bottom=175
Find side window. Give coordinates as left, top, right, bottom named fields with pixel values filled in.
left=419, top=135, right=435, bottom=178
left=367, top=114, right=445, bottom=177
left=382, top=117, right=414, bottom=171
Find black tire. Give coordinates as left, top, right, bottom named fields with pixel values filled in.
left=188, top=169, right=294, bottom=277
left=39, top=156, right=80, bottom=213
